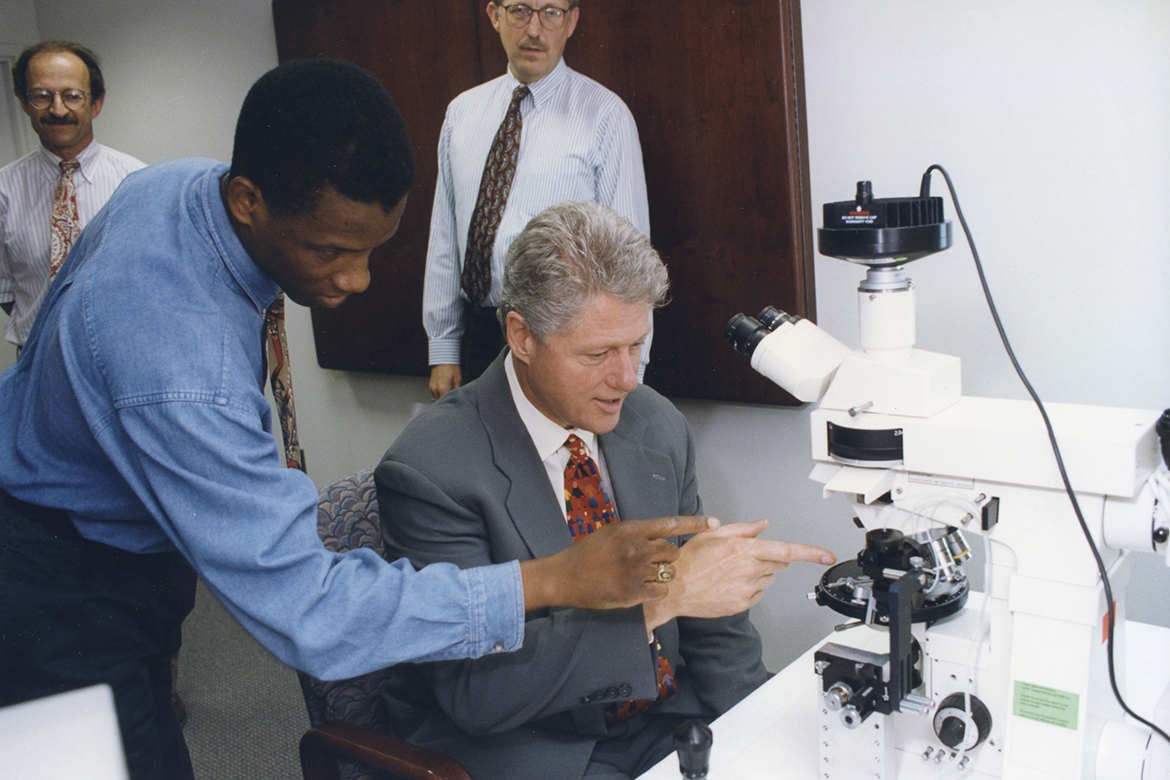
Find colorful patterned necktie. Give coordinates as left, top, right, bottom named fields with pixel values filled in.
left=264, top=294, right=305, bottom=471
left=49, top=160, right=82, bottom=280
left=461, top=85, right=529, bottom=306
left=562, top=434, right=676, bottom=719
left=564, top=434, right=618, bottom=539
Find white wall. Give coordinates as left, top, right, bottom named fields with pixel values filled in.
left=30, top=0, right=275, bottom=164
left=0, top=0, right=40, bottom=45
left=0, top=0, right=40, bottom=369
left=18, top=0, right=1170, bottom=672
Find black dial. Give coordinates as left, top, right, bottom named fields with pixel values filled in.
left=933, top=693, right=992, bottom=750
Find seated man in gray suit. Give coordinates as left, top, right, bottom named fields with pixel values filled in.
left=376, top=200, right=836, bottom=780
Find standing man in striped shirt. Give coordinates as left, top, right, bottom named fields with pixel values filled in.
left=0, top=41, right=145, bottom=351
left=424, top=1, right=651, bottom=399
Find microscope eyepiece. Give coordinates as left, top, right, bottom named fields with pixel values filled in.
left=723, top=313, right=767, bottom=356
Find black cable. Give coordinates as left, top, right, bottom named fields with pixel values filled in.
left=920, top=164, right=1170, bottom=746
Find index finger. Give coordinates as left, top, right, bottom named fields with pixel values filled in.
left=752, top=540, right=837, bottom=566
left=627, top=515, right=720, bottom=540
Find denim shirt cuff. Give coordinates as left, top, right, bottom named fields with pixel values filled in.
left=464, top=559, right=525, bottom=656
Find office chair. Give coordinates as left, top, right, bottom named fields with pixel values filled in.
left=299, top=469, right=474, bottom=780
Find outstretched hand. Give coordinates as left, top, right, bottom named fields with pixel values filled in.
left=518, top=515, right=720, bottom=612
left=643, top=519, right=836, bottom=631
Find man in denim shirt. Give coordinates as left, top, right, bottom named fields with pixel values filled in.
left=0, top=59, right=710, bottom=780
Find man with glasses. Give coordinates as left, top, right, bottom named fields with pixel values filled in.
left=424, top=1, right=651, bottom=399
left=0, top=41, right=144, bottom=351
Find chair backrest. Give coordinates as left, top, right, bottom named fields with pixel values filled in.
left=300, top=468, right=395, bottom=780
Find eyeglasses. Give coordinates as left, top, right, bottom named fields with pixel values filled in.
left=499, top=3, right=572, bottom=31
left=25, top=88, right=89, bottom=110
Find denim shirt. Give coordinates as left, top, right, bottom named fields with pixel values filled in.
left=0, top=159, right=522, bottom=679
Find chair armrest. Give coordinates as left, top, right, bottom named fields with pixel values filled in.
left=299, top=719, right=474, bottom=780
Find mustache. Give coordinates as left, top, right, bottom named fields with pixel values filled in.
left=39, top=115, right=78, bottom=126
left=519, top=37, right=548, bottom=51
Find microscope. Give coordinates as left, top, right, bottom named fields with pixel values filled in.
left=726, top=175, right=1170, bottom=779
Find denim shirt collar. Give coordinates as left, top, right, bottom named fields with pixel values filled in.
left=198, top=163, right=281, bottom=314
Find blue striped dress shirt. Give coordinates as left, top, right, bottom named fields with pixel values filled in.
left=423, top=59, right=651, bottom=368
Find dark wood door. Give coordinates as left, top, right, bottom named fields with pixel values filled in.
left=272, top=0, right=812, bottom=405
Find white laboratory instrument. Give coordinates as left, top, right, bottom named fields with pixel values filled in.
left=726, top=174, right=1170, bottom=780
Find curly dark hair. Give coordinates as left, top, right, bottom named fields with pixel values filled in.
left=230, top=58, right=415, bottom=215
left=13, top=41, right=105, bottom=102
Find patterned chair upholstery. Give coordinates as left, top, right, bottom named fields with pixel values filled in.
left=298, top=469, right=473, bottom=780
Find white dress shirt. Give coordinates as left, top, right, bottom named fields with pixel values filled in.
left=506, top=353, right=658, bottom=646
left=423, top=59, right=650, bottom=368
left=0, top=142, right=146, bottom=345
left=505, top=352, right=619, bottom=522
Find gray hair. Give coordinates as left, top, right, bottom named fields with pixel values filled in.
left=498, top=201, right=669, bottom=341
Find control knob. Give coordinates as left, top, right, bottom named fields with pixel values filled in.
left=933, top=693, right=992, bottom=751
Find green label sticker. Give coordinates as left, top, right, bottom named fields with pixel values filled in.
left=1012, top=681, right=1079, bottom=730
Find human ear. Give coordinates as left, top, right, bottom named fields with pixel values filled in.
left=505, top=311, right=535, bottom=364
left=224, top=176, right=265, bottom=228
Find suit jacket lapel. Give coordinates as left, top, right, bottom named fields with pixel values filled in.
left=477, top=354, right=574, bottom=559
left=601, top=396, right=680, bottom=527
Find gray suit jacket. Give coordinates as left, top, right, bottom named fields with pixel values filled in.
left=375, top=354, right=766, bottom=779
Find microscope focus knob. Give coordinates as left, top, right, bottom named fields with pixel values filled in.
left=938, top=715, right=967, bottom=747
left=824, top=682, right=854, bottom=712
left=673, top=719, right=712, bottom=780
left=933, top=693, right=992, bottom=751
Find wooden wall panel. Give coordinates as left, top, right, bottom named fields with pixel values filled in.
left=567, top=2, right=812, bottom=404
left=273, top=0, right=488, bottom=374
left=272, top=0, right=812, bottom=405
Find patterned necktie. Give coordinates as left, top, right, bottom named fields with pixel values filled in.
left=49, top=160, right=82, bottom=280
left=564, top=434, right=618, bottom=539
left=264, top=294, right=305, bottom=471
left=562, top=434, right=676, bottom=719
left=461, top=85, right=529, bottom=306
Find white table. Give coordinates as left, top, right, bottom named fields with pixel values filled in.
left=639, top=622, right=1170, bottom=779
left=0, top=683, right=128, bottom=780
